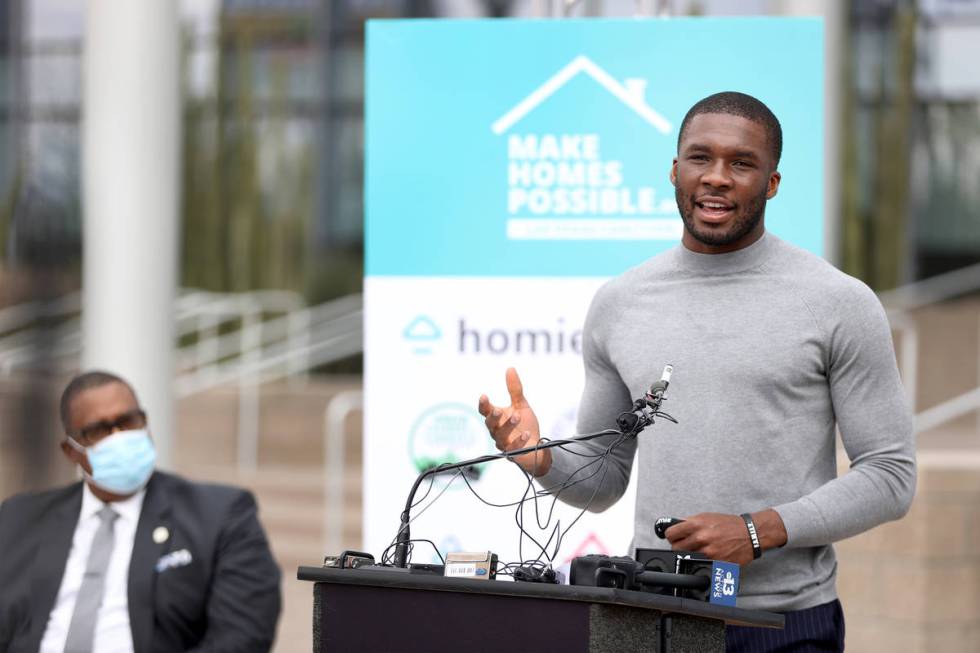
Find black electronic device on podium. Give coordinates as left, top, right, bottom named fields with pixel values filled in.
left=299, top=368, right=784, bottom=651
left=297, top=565, right=783, bottom=652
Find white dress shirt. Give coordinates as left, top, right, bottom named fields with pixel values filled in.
left=39, top=483, right=145, bottom=653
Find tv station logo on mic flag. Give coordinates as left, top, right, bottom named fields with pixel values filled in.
left=710, top=561, right=740, bottom=607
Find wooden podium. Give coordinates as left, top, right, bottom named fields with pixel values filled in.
left=298, top=566, right=783, bottom=652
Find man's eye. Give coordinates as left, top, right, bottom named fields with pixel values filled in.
left=689, top=154, right=709, bottom=162
left=81, top=424, right=109, bottom=441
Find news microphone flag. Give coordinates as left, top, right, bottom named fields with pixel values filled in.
left=710, top=561, right=740, bottom=607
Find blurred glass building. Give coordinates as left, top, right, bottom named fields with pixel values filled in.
left=2, top=0, right=978, bottom=303
left=847, top=0, right=980, bottom=287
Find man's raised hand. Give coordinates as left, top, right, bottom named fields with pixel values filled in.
left=478, top=367, right=551, bottom=477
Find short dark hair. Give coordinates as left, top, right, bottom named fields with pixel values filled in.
left=677, top=92, right=783, bottom=166
left=60, top=371, right=136, bottom=431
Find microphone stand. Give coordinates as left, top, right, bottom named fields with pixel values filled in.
left=392, top=382, right=672, bottom=568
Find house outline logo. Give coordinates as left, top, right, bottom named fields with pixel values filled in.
left=491, top=55, right=681, bottom=242
left=403, top=315, right=442, bottom=355
left=491, top=55, right=672, bottom=135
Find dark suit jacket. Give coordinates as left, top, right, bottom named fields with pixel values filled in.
left=0, top=471, right=281, bottom=653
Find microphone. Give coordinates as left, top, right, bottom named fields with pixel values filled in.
left=392, top=373, right=677, bottom=568
left=654, top=516, right=685, bottom=539
left=616, top=364, right=674, bottom=436
left=647, top=364, right=673, bottom=401
left=570, top=552, right=740, bottom=606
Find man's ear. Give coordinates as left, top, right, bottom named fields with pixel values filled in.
left=61, top=439, right=88, bottom=472
left=766, top=170, right=781, bottom=199
left=60, top=439, right=78, bottom=464
left=670, top=158, right=678, bottom=186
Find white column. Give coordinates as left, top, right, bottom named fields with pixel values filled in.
left=81, top=0, right=182, bottom=467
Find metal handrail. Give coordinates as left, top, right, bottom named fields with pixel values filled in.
left=880, top=261, right=980, bottom=313
left=0, top=286, right=361, bottom=389
left=322, top=390, right=363, bottom=555
left=175, top=294, right=361, bottom=374
left=0, top=288, right=308, bottom=375
left=0, top=288, right=298, bottom=338
left=0, top=287, right=363, bottom=473
left=0, top=292, right=81, bottom=332
left=879, top=264, right=980, bottom=434
left=915, top=387, right=980, bottom=434
left=174, top=308, right=362, bottom=397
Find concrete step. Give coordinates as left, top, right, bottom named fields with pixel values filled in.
left=176, top=463, right=364, bottom=542
left=916, top=417, right=979, bottom=450
left=174, top=377, right=363, bottom=470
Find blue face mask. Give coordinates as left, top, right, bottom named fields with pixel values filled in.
left=69, top=429, right=157, bottom=495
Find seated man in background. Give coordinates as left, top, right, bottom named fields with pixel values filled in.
left=0, top=371, right=281, bottom=652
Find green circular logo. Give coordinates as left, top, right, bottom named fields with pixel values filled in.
left=407, top=402, right=493, bottom=479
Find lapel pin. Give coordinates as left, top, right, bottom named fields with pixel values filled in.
left=152, top=526, right=170, bottom=544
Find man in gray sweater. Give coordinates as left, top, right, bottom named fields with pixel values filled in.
left=479, top=92, right=916, bottom=651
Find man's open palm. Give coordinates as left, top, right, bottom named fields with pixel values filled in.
left=478, top=368, right=550, bottom=476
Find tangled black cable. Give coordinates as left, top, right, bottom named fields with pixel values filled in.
left=379, top=538, right=446, bottom=566
left=454, top=429, right=633, bottom=569
left=520, top=432, right=630, bottom=565
left=381, top=408, right=675, bottom=569
left=380, top=469, right=464, bottom=566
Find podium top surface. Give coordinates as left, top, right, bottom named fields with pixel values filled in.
left=297, top=566, right=784, bottom=629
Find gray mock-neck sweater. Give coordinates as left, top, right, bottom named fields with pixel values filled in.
left=540, top=232, right=916, bottom=611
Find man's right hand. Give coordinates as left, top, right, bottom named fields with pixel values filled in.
left=478, top=367, right=552, bottom=477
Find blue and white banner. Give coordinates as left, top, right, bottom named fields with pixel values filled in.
left=364, top=17, right=824, bottom=571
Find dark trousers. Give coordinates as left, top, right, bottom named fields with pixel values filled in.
left=726, top=599, right=845, bottom=652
